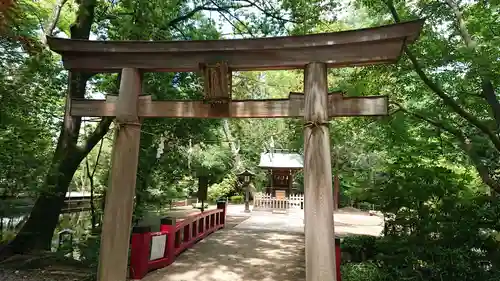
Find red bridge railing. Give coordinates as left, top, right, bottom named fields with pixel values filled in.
left=129, top=201, right=227, bottom=279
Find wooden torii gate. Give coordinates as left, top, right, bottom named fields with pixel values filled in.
left=47, top=19, right=423, bottom=281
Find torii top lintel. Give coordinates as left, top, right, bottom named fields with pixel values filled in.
left=47, top=19, right=424, bottom=72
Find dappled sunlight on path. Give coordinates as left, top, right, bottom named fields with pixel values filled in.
left=141, top=220, right=305, bottom=281
left=138, top=205, right=383, bottom=281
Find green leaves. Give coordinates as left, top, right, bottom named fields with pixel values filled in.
left=1, top=35, right=66, bottom=197
left=188, top=143, right=233, bottom=181
left=342, top=163, right=500, bottom=281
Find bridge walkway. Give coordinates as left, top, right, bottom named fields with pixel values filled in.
left=141, top=208, right=305, bottom=281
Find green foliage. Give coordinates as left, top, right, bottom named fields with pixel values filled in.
left=1, top=2, right=66, bottom=198
left=230, top=195, right=244, bottom=204
left=208, top=174, right=237, bottom=202
left=347, top=0, right=500, bottom=194
left=77, top=234, right=100, bottom=267
left=342, top=163, right=500, bottom=281
left=189, top=143, right=233, bottom=181
left=367, top=199, right=500, bottom=281
left=341, top=262, right=382, bottom=281
left=376, top=197, right=500, bottom=281
left=342, top=236, right=377, bottom=256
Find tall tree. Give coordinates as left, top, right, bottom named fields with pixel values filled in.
left=1, top=0, right=270, bottom=255
left=1, top=0, right=113, bottom=256
left=349, top=0, right=499, bottom=193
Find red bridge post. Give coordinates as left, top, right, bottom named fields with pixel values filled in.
left=216, top=200, right=227, bottom=226
left=129, top=209, right=226, bottom=279
left=129, top=226, right=152, bottom=279
left=335, top=238, right=342, bottom=281
left=160, top=217, right=177, bottom=265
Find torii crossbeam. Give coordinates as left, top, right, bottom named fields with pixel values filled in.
left=70, top=92, right=388, bottom=118
left=47, top=19, right=424, bottom=281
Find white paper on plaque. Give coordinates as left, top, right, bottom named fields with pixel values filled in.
left=149, top=234, right=167, bottom=261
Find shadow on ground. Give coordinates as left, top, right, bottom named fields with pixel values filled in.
left=141, top=215, right=305, bottom=281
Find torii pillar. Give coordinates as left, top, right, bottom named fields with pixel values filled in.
left=303, top=62, right=336, bottom=281
left=97, top=68, right=143, bottom=281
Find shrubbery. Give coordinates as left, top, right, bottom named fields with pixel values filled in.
left=207, top=174, right=236, bottom=202
left=340, top=165, right=500, bottom=281
left=341, top=262, right=382, bottom=281
left=230, top=195, right=244, bottom=204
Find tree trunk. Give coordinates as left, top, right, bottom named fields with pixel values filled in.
left=87, top=166, right=96, bottom=231
left=0, top=0, right=106, bottom=258
left=86, top=138, right=104, bottom=232
left=5, top=154, right=81, bottom=253
left=198, top=176, right=209, bottom=213
left=89, top=182, right=96, bottom=231
left=333, top=174, right=339, bottom=211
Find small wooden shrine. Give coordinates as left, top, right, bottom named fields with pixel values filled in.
left=258, top=149, right=303, bottom=197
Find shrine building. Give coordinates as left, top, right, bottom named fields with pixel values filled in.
left=258, top=149, right=303, bottom=197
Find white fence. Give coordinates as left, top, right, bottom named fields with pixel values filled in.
left=288, top=194, right=304, bottom=209
left=253, top=193, right=304, bottom=212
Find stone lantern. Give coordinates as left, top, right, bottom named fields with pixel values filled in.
left=237, top=169, right=255, bottom=213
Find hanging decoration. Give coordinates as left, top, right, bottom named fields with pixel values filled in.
left=156, top=135, right=166, bottom=159
left=187, top=138, right=192, bottom=170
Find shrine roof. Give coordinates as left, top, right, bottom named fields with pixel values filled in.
left=46, top=19, right=424, bottom=72
left=258, top=152, right=304, bottom=170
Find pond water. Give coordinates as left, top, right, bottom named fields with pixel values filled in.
left=0, top=205, right=200, bottom=253
left=0, top=210, right=95, bottom=250
left=0, top=200, right=207, bottom=264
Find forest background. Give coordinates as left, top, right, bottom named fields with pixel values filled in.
left=0, top=0, right=499, bottom=280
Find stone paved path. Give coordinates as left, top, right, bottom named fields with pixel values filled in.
left=140, top=207, right=305, bottom=281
